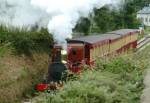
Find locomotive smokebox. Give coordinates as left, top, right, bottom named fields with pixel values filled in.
left=47, top=44, right=67, bottom=83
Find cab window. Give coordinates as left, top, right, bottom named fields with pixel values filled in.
left=72, top=48, right=77, bottom=55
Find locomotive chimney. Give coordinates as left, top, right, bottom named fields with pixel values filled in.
left=52, top=44, right=62, bottom=63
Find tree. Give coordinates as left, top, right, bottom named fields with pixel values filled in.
left=74, top=18, right=91, bottom=35
left=74, top=0, right=149, bottom=35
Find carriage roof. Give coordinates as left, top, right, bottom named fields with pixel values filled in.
left=67, top=33, right=120, bottom=44
left=108, top=29, right=139, bottom=35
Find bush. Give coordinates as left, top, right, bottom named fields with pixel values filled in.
left=0, top=26, right=53, bottom=55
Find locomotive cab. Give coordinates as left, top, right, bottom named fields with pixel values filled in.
left=67, top=43, right=85, bottom=73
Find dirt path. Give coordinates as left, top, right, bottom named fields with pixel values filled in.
left=141, top=68, right=150, bottom=103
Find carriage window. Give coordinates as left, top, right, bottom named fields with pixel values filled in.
left=72, top=48, right=77, bottom=55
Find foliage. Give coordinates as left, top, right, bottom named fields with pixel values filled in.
left=74, top=0, right=149, bottom=34
left=0, top=26, right=53, bottom=55
left=0, top=25, right=53, bottom=103
left=145, top=27, right=150, bottom=35
left=74, top=18, right=91, bottom=35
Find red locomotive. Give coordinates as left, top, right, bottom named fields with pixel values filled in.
left=36, top=29, right=140, bottom=91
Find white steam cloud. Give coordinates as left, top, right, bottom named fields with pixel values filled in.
left=0, top=0, right=49, bottom=28
left=0, top=0, right=120, bottom=48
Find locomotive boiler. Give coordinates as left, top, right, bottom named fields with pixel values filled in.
left=47, top=45, right=67, bottom=83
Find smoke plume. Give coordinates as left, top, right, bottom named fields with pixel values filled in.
left=0, top=0, right=120, bottom=48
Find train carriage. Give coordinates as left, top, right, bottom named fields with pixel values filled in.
left=108, top=29, right=131, bottom=47
left=67, top=29, right=139, bottom=72
left=129, top=29, right=139, bottom=48
left=67, top=33, right=124, bottom=65
left=103, top=34, right=121, bottom=54
left=108, top=29, right=139, bottom=51
left=67, top=35, right=110, bottom=66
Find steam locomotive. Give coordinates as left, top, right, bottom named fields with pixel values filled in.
left=36, top=29, right=140, bottom=91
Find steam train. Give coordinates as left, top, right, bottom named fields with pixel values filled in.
left=36, top=29, right=140, bottom=91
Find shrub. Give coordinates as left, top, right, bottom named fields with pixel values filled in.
left=0, top=26, right=53, bottom=55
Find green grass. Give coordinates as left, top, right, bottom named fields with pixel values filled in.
left=145, top=27, right=150, bottom=35
left=0, top=50, right=49, bottom=103
left=34, top=46, right=150, bottom=103
left=0, top=44, right=9, bottom=57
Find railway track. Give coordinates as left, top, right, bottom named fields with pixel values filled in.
left=137, top=35, right=150, bottom=50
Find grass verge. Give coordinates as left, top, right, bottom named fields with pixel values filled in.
left=0, top=26, right=53, bottom=103
left=0, top=47, right=49, bottom=103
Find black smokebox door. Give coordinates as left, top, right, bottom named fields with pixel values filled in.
left=48, top=63, right=67, bottom=82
